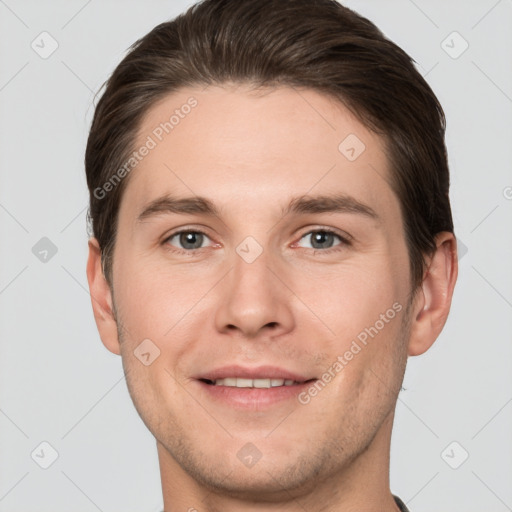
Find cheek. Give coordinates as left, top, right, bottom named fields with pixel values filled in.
left=119, top=344, right=186, bottom=441
left=320, top=306, right=408, bottom=425
left=113, top=252, right=216, bottom=340
left=292, top=259, right=409, bottom=402
left=289, top=257, right=405, bottom=343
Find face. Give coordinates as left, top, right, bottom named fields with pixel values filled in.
left=106, top=85, right=417, bottom=497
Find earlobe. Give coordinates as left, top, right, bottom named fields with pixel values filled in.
left=86, top=238, right=121, bottom=355
left=407, top=232, right=458, bottom=356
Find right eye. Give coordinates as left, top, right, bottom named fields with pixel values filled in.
left=163, top=230, right=214, bottom=251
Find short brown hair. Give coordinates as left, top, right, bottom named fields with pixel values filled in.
left=85, top=0, right=453, bottom=288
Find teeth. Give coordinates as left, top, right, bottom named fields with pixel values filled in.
left=236, top=378, right=253, bottom=388
left=212, top=377, right=301, bottom=387
left=253, top=378, right=271, bottom=388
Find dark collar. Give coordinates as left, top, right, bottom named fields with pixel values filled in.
left=393, top=495, right=410, bottom=512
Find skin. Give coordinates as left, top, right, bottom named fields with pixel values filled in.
left=87, top=84, right=458, bottom=512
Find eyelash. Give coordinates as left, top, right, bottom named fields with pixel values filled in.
left=162, top=227, right=352, bottom=255
left=293, top=228, right=352, bottom=253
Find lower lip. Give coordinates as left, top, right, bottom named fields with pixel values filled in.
left=195, top=380, right=317, bottom=409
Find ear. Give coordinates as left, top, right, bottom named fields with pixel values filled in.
left=86, top=238, right=121, bottom=355
left=407, top=232, right=458, bottom=356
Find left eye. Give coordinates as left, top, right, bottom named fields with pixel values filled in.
left=165, top=231, right=212, bottom=250
left=297, top=230, right=345, bottom=250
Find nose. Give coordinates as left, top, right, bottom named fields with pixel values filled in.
left=214, top=247, right=295, bottom=339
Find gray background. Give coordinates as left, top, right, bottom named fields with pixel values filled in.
left=0, top=1, right=511, bottom=511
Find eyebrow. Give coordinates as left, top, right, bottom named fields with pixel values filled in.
left=137, top=196, right=220, bottom=222
left=284, top=194, right=378, bottom=219
left=136, top=193, right=378, bottom=222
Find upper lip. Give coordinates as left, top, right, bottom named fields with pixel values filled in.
left=195, top=365, right=316, bottom=383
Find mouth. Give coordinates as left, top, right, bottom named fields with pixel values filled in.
left=194, top=365, right=318, bottom=409
left=199, top=377, right=315, bottom=388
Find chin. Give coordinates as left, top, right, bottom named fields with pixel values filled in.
left=161, top=432, right=338, bottom=501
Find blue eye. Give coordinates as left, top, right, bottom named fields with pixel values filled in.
left=165, top=230, right=212, bottom=250
left=298, top=230, right=346, bottom=250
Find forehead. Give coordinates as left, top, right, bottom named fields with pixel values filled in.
left=120, top=84, right=397, bottom=220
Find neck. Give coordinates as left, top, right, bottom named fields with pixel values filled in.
left=158, top=411, right=400, bottom=512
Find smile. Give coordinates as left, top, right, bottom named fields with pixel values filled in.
left=201, top=377, right=310, bottom=388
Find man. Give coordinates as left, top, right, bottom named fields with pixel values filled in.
left=85, top=1, right=458, bottom=510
